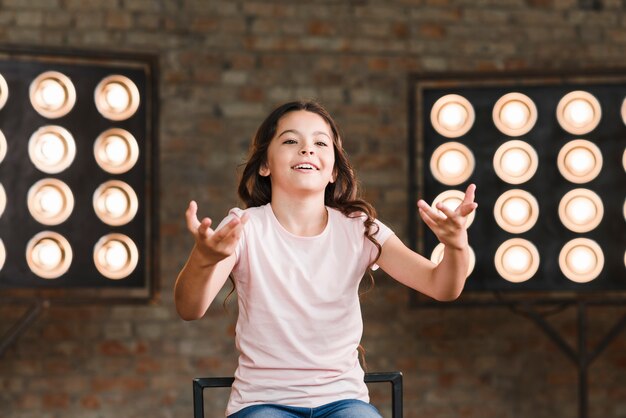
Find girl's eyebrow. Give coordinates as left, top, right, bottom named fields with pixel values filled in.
left=277, top=129, right=331, bottom=139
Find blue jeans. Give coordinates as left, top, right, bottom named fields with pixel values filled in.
left=228, top=399, right=382, bottom=418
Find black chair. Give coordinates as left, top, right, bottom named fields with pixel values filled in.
left=193, top=371, right=403, bottom=417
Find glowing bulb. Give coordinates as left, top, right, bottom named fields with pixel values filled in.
left=566, top=99, right=594, bottom=127
left=430, top=95, right=474, bottom=138
left=26, top=232, right=72, bottom=279
left=93, top=181, right=138, bottom=226
left=494, top=141, right=538, bottom=184
left=0, top=183, right=6, bottom=219
left=94, top=129, right=139, bottom=174
left=430, top=142, right=474, bottom=186
left=503, top=246, right=531, bottom=274
left=104, top=188, right=128, bottom=217
left=557, top=91, right=601, bottom=135
left=559, top=189, right=603, bottom=233
left=439, top=103, right=466, bottom=130
left=39, top=133, right=65, bottom=164
left=104, top=136, right=129, bottom=165
left=566, top=147, right=595, bottom=176
left=40, top=80, right=66, bottom=108
left=93, top=234, right=138, bottom=280
left=495, top=238, right=540, bottom=283
left=502, top=148, right=530, bottom=176
left=567, top=246, right=595, bottom=275
left=438, top=150, right=465, bottom=177
left=29, top=72, right=76, bottom=118
left=28, top=179, right=73, bottom=226
left=95, top=75, right=140, bottom=121
left=35, top=239, right=63, bottom=268
left=500, top=101, right=529, bottom=129
left=565, top=196, right=596, bottom=225
left=559, top=238, right=603, bottom=283
left=502, top=197, right=530, bottom=225
left=558, top=140, right=602, bottom=184
left=104, top=241, right=129, bottom=270
left=0, top=239, right=5, bottom=271
left=29, top=126, right=76, bottom=174
left=38, top=186, right=64, bottom=214
left=105, top=83, right=130, bottom=110
left=0, top=74, right=7, bottom=111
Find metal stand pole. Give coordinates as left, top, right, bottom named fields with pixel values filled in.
left=515, top=301, right=626, bottom=418
left=0, top=300, right=48, bottom=358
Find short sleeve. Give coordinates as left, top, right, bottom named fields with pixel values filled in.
left=369, top=218, right=395, bottom=271
left=215, top=207, right=247, bottom=263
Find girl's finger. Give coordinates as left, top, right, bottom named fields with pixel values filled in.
left=436, top=203, right=457, bottom=220
left=462, top=184, right=476, bottom=205
left=418, top=200, right=444, bottom=221
left=197, top=218, right=213, bottom=238
left=211, top=216, right=241, bottom=241
left=185, top=201, right=201, bottom=233
left=458, top=202, right=478, bottom=217
left=419, top=208, right=438, bottom=230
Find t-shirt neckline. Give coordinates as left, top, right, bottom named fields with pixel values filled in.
left=265, top=203, right=331, bottom=240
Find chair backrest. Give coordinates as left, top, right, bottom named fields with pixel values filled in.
left=193, top=371, right=403, bottom=418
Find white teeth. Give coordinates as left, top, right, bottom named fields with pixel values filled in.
left=293, top=164, right=315, bottom=170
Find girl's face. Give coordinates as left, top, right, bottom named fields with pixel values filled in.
left=260, top=110, right=336, bottom=197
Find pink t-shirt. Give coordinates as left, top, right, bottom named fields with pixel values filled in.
left=218, top=203, right=394, bottom=416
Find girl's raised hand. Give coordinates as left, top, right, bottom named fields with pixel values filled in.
left=185, top=201, right=249, bottom=266
left=417, top=184, right=478, bottom=251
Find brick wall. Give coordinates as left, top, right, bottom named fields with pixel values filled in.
left=1, top=0, right=626, bottom=417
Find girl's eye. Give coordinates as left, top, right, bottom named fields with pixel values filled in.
left=316, top=141, right=328, bottom=146
left=283, top=139, right=297, bottom=144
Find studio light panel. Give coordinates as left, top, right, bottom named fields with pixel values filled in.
left=0, top=48, right=157, bottom=301
left=412, top=73, right=626, bottom=293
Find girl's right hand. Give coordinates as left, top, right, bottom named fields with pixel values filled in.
left=185, top=201, right=249, bottom=267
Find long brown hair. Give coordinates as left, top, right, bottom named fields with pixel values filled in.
left=237, top=100, right=382, bottom=271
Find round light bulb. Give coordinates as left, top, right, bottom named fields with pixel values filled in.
left=93, top=234, right=138, bottom=280
left=559, top=238, right=603, bottom=283
left=95, top=75, right=140, bottom=121
left=566, top=99, right=594, bottom=127
left=105, top=83, right=130, bottom=111
left=494, top=238, right=540, bottom=283
left=439, top=103, right=466, bottom=130
left=40, top=80, right=66, bottom=108
left=559, top=189, right=603, bottom=233
left=557, top=91, right=601, bottom=135
left=29, top=71, right=76, bottom=119
left=430, top=142, right=474, bottom=186
left=93, top=181, right=138, bottom=226
left=104, top=241, right=129, bottom=270
left=26, top=231, right=72, bottom=279
left=104, top=136, right=129, bottom=165
left=104, top=188, right=128, bottom=217
left=430, top=94, right=475, bottom=138
left=493, top=141, right=538, bottom=184
left=38, top=186, right=64, bottom=214
left=558, top=140, right=603, bottom=184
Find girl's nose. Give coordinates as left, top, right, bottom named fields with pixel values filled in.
left=300, top=148, right=314, bottom=155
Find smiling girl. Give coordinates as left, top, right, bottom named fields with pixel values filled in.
left=174, top=100, right=477, bottom=417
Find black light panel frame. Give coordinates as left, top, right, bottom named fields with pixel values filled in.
left=0, top=46, right=158, bottom=303
left=409, top=70, right=626, bottom=301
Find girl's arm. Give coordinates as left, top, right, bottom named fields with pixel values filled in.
left=376, top=184, right=477, bottom=301
left=174, top=201, right=248, bottom=321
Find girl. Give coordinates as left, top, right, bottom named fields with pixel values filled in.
left=175, top=100, right=477, bottom=417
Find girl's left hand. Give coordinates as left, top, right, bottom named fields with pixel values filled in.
left=417, top=184, right=477, bottom=251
